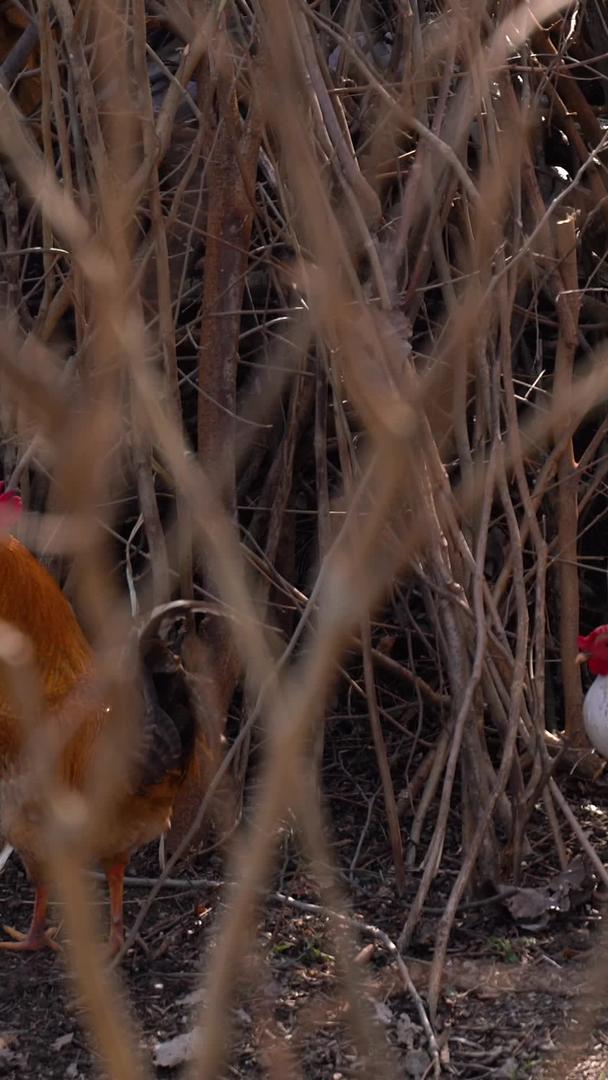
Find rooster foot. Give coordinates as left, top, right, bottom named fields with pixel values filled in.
left=0, top=924, right=61, bottom=952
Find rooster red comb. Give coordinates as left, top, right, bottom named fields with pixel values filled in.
left=0, top=482, right=22, bottom=524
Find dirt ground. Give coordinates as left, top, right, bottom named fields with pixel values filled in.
left=2, top=747, right=608, bottom=1078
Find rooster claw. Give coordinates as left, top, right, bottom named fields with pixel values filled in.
left=0, top=924, right=61, bottom=952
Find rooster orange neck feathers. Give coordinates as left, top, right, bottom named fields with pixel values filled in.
left=0, top=492, right=90, bottom=703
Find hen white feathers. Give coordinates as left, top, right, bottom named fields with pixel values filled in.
left=577, top=624, right=608, bottom=758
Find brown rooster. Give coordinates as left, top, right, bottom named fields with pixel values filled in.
left=0, top=486, right=197, bottom=953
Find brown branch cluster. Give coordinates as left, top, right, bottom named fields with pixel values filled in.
left=0, top=0, right=606, bottom=1075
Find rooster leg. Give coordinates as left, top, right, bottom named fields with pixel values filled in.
left=104, top=859, right=127, bottom=956
left=0, top=884, right=60, bottom=951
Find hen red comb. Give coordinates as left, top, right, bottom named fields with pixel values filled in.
left=0, top=482, right=22, bottom=522
left=578, top=625, right=608, bottom=650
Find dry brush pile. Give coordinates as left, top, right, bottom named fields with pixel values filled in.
left=1, top=0, right=608, bottom=1075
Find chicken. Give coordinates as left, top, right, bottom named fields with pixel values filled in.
left=576, top=624, right=608, bottom=758
left=0, top=485, right=197, bottom=953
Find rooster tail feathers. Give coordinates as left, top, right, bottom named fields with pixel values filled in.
left=136, top=638, right=197, bottom=791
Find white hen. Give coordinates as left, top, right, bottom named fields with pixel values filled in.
left=577, top=625, right=608, bottom=757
